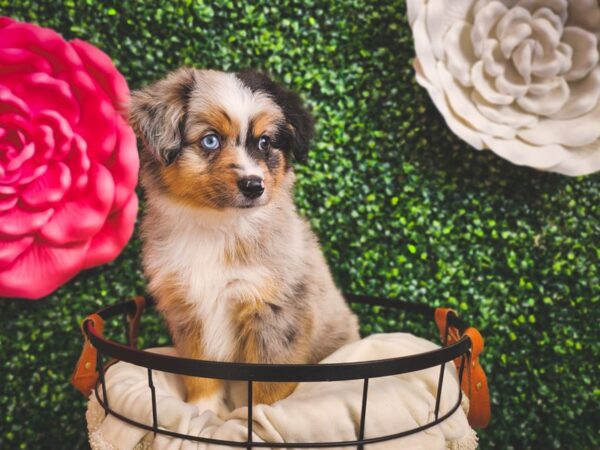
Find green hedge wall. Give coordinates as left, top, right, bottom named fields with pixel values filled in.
left=1, top=1, right=598, bottom=449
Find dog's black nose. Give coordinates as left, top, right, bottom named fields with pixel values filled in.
left=237, top=176, right=264, bottom=199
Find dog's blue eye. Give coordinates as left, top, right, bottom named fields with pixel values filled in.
left=258, top=135, right=270, bottom=152
left=200, top=134, right=220, bottom=151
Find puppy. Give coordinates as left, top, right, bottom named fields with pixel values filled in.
left=129, top=68, right=359, bottom=414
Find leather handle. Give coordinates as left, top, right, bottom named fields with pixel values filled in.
left=434, top=307, right=491, bottom=428
left=71, top=297, right=146, bottom=396
left=126, top=296, right=146, bottom=349
left=71, top=313, right=104, bottom=396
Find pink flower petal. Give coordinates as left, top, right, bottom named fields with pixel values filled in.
left=0, top=185, right=17, bottom=195
left=0, top=111, right=31, bottom=140
left=0, top=206, right=53, bottom=236
left=71, top=39, right=130, bottom=109
left=83, top=193, right=138, bottom=269
left=0, top=240, right=89, bottom=299
left=16, top=72, right=80, bottom=124
left=0, top=235, right=33, bottom=269
left=0, top=168, right=21, bottom=184
left=0, top=195, right=17, bottom=212
left=31, top=125, right=55, bottom=162
left=0, top=17, right=15, bottom=29
left=39, top=163, right=114, bottom=245
left=104, top=115, right=138, bottom=211
left=33, top=110, right=74, bottom=160
left=0, top=18, right=82, bottom=73
left=63, top=134, right=89, bottom=195
left=16, top=164, right=47, bottom=185
left=6, top=142, right=34, bottom=171
left=69, top=69, right=116, bottom=161
left=0, top=85, right=31, bottom=117
left=20, top=161, right=71, bottom=209
left=0, top=48, right=52, bottom=77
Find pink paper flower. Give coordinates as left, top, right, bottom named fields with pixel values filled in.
left=0, top=17, right=139, bottom=299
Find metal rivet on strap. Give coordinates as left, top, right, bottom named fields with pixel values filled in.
left=84, top=361, right=92, bottom=370
left=476, top=381, right=482, bottom=391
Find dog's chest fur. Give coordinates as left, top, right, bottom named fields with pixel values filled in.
left=143, top=195, right=304, bottom=362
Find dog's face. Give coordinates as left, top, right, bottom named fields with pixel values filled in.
left=129, top=69, right=314, bottom=210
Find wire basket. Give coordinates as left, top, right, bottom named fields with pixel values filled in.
left=77, top=294, right=486, bottom=449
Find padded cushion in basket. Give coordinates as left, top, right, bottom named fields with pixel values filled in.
left=86, top=333, right=478, bottom=450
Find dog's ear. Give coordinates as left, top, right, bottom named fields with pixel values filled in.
left=236, top=69, right=315, bottom=163
left=128, top=68, right=196, bottom=166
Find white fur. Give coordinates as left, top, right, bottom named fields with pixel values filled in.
left=234, top=145, right=263, bottom=178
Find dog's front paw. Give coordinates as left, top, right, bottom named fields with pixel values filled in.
left=190, top=394, right=229, bottom=419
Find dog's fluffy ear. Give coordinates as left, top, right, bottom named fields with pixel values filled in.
left=128, top=68, right=196, bottom=165
left=236, top=69, right=315, bottom=163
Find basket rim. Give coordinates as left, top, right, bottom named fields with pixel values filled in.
left=85, top=294, right=472, bottom=382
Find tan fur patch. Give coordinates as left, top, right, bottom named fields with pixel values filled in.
left=178, top=331, right=222, bottom=403
left=223, top=236, right=253, bottom=266
left=187, top=108, right=240, bottom=144
left=252, top=111, right=282, bottom=138
left=252, top=382, right=298, bottom=405
left=160, top=146, right=239, bottom=209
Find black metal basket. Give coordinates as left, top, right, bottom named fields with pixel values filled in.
left=84, top=294, right=473, bottom=449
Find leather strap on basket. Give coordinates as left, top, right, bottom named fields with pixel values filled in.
left=71, top=313, right=104, bottom=396
left=126, top=296, right=146, bottom=349
left=434, top=307, right=491, bottom=428
left=71, top=297, right=146, bottom=396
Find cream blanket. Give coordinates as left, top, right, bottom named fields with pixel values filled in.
left=86, top=333, right=478, bottom=450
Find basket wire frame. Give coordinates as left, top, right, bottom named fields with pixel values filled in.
left=88, top=295, right=471, bottom=449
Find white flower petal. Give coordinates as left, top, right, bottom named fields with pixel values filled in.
left=517, top=0, right=568, bottom=24
left=473, top=0, right=518, bottom=18
left=549, top=141, right=600, bottom=176
left=495, top=7, right=532, bottom=58
left=471, top=2, right=508, bottom=57
left=566, top=0, right=600, bottom=32
left=531, top=54, right=563, bottom=79
left=444, top=22, right=477, bottom=87
left=528, top=77, right=563, bottom=96
left=517, top=77, right=569, bottom=115
left=473, top=90, right=539, bottom=128
left=532, top=7, right=563, bottom=36
left=414, top=60, right=485, bottom=149
left=406, top=0, right=422, bottom=26
left=482, top=134, right=572, bottom=169
left=495, top=64, right=529, bottom=97
left=472, top=60, right=514, bottom=104
left=518, top=100, right=600, bottom=146
left=555, top=42, right=573, bottom=76
left=482, top=39, right=507, bottom=77
left=439, top=62, right=516, bottom=139
left=501, top=23, right=533, bottom=59
left=531, top=17, right=561, bottom=51
left=411, top=7, right=443, bottom=89
left=550, top=67, right=600, bottom=120
left=530, top=22, right=571, bottom=80
left=562, top=27, right=599, bottom=81
left=512, top=39, right=534, bottom=82
left=426, top=0, right=476, bottom=60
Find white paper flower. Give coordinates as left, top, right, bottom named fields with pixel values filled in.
left=408, top=0, right=600, bottom=175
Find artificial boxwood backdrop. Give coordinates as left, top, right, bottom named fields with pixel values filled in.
left=1, top=1, right=598, bottom=449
